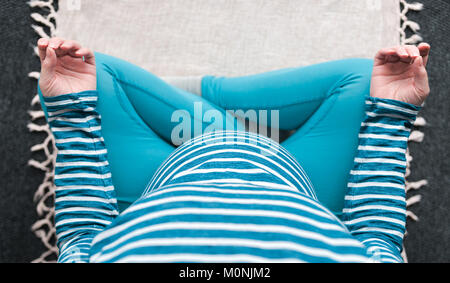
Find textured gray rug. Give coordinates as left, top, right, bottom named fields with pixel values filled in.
left=54, top=0, right=401, bottom=77
left=28, top=0, right=427, bottom=262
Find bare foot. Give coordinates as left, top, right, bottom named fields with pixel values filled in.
left=370, top=43, right=431, bottom=106
left=38, top=37, right=96, bottom=97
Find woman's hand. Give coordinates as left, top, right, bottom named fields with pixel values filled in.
left=370, top=43, right=431, bottom=106
left=38, top=37, right=96, bottom=97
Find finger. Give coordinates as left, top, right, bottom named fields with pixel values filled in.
left=48, top=37, right=67, bottom=57
left=48, top=37, right=64, bottom=49
left=375, top=48, right=397, bottom=66
left=418, top=43, right=430, bottom=67
left=395, top=46, right=411, bottom=63
left=74, top=48, right=95, bottom=65
left=412, top=54, right=425, bottom=69
left=412, top=56, right=430, bottom=96
left=37, top=38, right=49, bottom=62
left=404, top=45, right=421, bottom=65
left=418, top=42, right=430, bottom=54
left=60, top=40, right=82, bottom=56
left=404, top=45, right=420, bottom=58
left=41, top=46, right=57, bottom=76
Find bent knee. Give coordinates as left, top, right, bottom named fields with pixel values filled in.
left=95, top=52, right=140, bottom=80
left=321, top=58, right=373, bottom=101
left=339, top=58, right=374, bottom=78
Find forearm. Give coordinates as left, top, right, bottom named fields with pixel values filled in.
left=44, top=91, right=119, bottom=262
left=343, top=96, right=420, bottom=262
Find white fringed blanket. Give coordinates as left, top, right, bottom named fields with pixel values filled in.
left=28, top=0, right=426, bottom=262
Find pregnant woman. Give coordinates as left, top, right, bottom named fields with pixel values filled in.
left=37, top=37, right=430, bottom=263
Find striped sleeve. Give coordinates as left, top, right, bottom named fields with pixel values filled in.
left=342, top=96, right=420, bottom=263
left=43, top=91, right=119, bottom=263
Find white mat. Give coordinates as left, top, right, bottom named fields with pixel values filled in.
left=55, top=0, right=401, bottom=77
left=28, top=0, right=426, bottom=262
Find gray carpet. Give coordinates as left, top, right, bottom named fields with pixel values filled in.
left=401, top=0, right=450, bottom=263
left=0, top=0, right=52, bottom=262
left=0, top=0, right=448, bottom=262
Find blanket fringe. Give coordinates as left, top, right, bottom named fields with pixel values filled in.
left=400, top=0, right=424, bottom=44
left=399, top=0, right=427, bottom=263
left=28, top=0, right=58, bottom=263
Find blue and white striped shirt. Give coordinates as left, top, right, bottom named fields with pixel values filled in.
left=44, top=91, right=419, bottom=263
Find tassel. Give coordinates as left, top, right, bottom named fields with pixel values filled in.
left=399, top=0, right=426, bottom=261
left=414, top=117, right=427, bottom=127
left=28, top=0, right=59, bottom=263
left=407, top=195, right=422, bottom=207
left=407, top=180, right=429, bottom=191
left=406, top=2, right=424, bottom=11
left=409, top=130, right=425, bottom=142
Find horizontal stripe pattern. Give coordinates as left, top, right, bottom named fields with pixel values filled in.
left=89, top=131, right=371, bottom=263
left=89, top=182, right=370, bottom=263
left=46, top=91, right=417, bottom=263
left=44, top=91, right=119, bottom=263
left=144, top=131, right=316, bottom=198
left=342, top=96, right=420, bottom=263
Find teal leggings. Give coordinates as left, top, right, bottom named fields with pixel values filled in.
left=38, top=53, right=373, bottom=215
